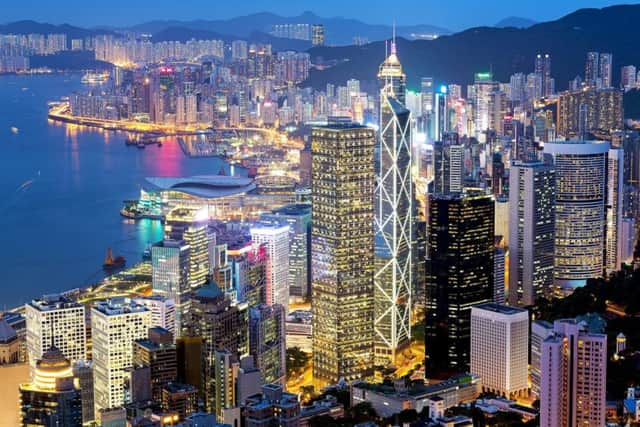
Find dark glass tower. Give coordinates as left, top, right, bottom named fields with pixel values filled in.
left=425, top=191, right=494, bottom=377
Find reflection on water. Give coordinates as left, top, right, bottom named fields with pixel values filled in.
left=0, top=74, right=229, bottom=308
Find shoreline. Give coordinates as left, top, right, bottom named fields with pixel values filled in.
left=48, top=104, right=210, bottom=136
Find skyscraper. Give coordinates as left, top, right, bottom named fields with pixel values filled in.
left=426, top=191, right=494, bottom=375
left=134, top=295, right=177, bottom=338
left=19, top=347, right=82, bottom=426
left=544, top=140, right=609, bottom=292
left=25, top=295, right=86, bottom=378
left=151, top=240, right=190, bottom=336
left=470, top=304, right=529, bottom=399
left=374, top=41, right=413, bottom=366
left=599, top=52, right=613, bottom=88
left=164, top=207, right=210, bottom=288
left=585, top=51, right=600, bottom=87
left=508, top=161, right=556, bottom=306
left=249, top=304, right=286, bottom=386
left=606, top=147, right=624, bottom=273
left=133, top=327, right=177, bottom=402
left=539, top=319, right=607, bottom=427
left=250, top=224, right=290, bottom=312
left=92, top=298, right=151, bottom=415
left=311, top=24, right=325, bottom=46
left=433, top=141, right=464, bottom=194
left=311, top=121, right=375, bottom=387
left=535, top=53, right=552, bottom=97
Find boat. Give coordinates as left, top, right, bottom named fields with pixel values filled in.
left=103, top=247, right=126, bottom=271
left=142, top=243, right=152, bottom=261
left=137, top=142, right=146, bottom=149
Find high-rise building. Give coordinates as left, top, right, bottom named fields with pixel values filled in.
left=133, top=327, right=177, bottom=402
left=434, top=86, right=449, bottom=141
left=557, top=87, right=623, bottom=137
left=151, top=240, right=190, bottom=336
left=508, top=161, right=556, bottom=306
left=433, top=141, right=464, bottom=194
left=311, top=121, right=375, bottom=387
left=420, top=77, right=434, bottom=115
left=535, top=53, right=552, bottom=97
left=539, top=319, right=607, bottom=427
left=250, top=224, right=290, bottom=311
left=73, top=359, right=94, bottom=424
left=544, top=140, right=609, bottom=292
left=231, top=40, right=248, bottom=61
left=133, top=296, right=177, bottom=337
left=530, top=320, right=555, bottom=398
left=472, top=72, right=499, bottom=142
left=161, top=383, right=198, bottom=421
left=493, top=246, right=505, bottom=304
left=374, top=42, right=413, bottom=366
left=606, top=147, right=625, bottom=273
left=189, top=284, right=248, bottom=413
left=244, top=384, right=300, bottom=427
left=92, top=298, right=151, bottom=415
left=25, top=294, right=86, bottom=377
left=426, top=191, right=494, bottom=375
left=621, top=65, right=637, bottom=91
left=229, top=243, right=267, bottom=308
left=164, top=207, right=210, bottom=289
left=599, top=52, right=613, bottom=88
left=19, top=347, right=82, bottom=426
left=311, top=24, right=325, bottom=46
left=470, top=303, right=529, bottom=398
left=585, top=51, right=600, bottom=87
left=260, top=203, right=312, bottom=302
left=249, top=304, right=286, bottom=386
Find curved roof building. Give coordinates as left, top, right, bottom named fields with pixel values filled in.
left=146, top=175, right=256, bottom=199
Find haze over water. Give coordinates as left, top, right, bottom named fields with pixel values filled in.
left=0, top=74, right=229, bottom=308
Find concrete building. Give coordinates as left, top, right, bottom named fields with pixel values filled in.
left=249, top=304, right=286, bottom=386
left=606, top=147, right=624, bottom=273
left=470, top=304, right=529, bottom=398
left=151, top=240, right=190, bottom=335
left=539, top=319, right=607, bottom=427
left=250, top=224, right=290, bottom=312
left=134, top=296, right=177, bottom=338
left=508, top=161, right=555, bottom=306
left=544, top=140, right=609, bottom=292
left=244, top=384, right=300, bottom=427
left=91, top=298, right=151, bottom=415
left=133, top=327, right=177, bottom=402
left=25, top=294, right=86, bottom=377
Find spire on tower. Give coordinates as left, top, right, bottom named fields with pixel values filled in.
left=391, top=21, right=397, bottom=55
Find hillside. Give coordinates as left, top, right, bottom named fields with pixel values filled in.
left=0, top=20, right=115, bottom=40
left=305, top=4, right=640, bottom=91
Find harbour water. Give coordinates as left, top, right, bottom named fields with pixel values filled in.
left=0, top=74, right=231, bottom=308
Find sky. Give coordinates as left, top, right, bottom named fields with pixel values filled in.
left=2, top=0, right=630, bottom=30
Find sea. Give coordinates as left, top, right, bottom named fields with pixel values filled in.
left=0, top=73, right=231, bottom=308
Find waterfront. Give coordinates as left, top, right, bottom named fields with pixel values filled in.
left=0, top=74, right=231, bottom=308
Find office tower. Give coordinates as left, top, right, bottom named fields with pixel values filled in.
left=599, top=53, right=613, bottom=88
left=433, top=86, right=449, bottom=141
left=472, top=72, right=499, bottom=141
left=535, top=53, right=552, bottom=97
left=493, top=246, right=505, bottom=304
left=92, top=298, right=151, bottom=414
left=421, top=77, right=434, bottom=116
left=470, top=304, right=529, bottom=398
left=244, top=384, right=300, bottom=427
left=585, top=51, right=599, bottom=87
left=161, top=383, right=197, bottom=420
left=491, top=152, right=505, bottom=196
left=19, top=347, right=82, bottom=426
left=508, top=161, right=556, bottom=306
left=73, top=360, right=94, bottom=424
left=433, top=141, right=464, bottom=194
left=151, top=240, right=190, bottom=336
left=374, top=42, right=413, bottom=365
left=249, top=304, right=286, bottom=386
left=539, top=319, right=607, bottom=427
left=250, top=224, right=290, bottom=311
left=621, top=217, right=636, bottom=264
left=0, top=315, right=19, bottom=365
left=544, top=140, right=609, bottom=292
left=622, top=65, right=637, bottom=90
left=311, top=121, right=375, bottom=387
left=230, top=243, right=267, bottom=308
left=426, top=191, right=494, bottom=375
left=133, top=296, right=177, bottom=337
left=133, top=327, right=177, bottom=402
left=128, top=364, right=151, bottom=403
left=211, top=350, right=239, bottom=422
left=164, top=207, right=210, bottom=288
left=378, top=38, right=406, bottom=105
left=606, top=147, right=625, bottom=273
left=260, top=203, right=312, bottom=302
left=189, top=284, right=248, bottom=412
left=311, top=24, right=325, bottom=46
left=557, top=87, right=623, bottom=137
left=25, top=294, right=86, bottom=377
left=509, top=72, right=527, bottom=103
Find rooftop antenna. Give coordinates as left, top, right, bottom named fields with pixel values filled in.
left=391, top=20, right=397, bottom=55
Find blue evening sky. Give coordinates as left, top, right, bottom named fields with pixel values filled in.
left=1, top=0, right=629, bottom=30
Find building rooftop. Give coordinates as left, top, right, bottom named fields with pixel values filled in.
left=147, top=175, right=255, bottom=199
left=93, top=298, right=148, bottom=316
left=0, top=316, right=17, bottom=343
left=28, top=294, right=82, bottom=311
left=473, top=303, right=528, bottom=316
